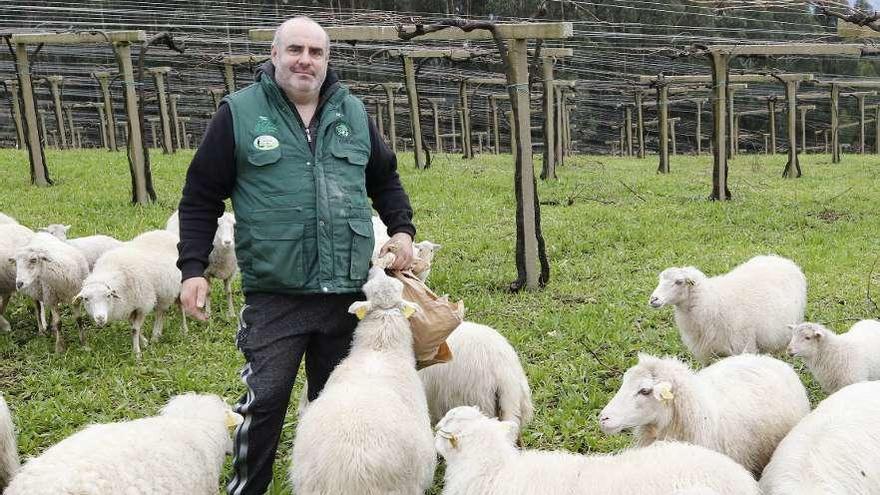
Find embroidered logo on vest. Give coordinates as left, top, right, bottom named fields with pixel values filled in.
left=253, top=135, right=280, bottom=151
left=335, top=122, right=351, bottom=138
left=253, top=116, right=278, bottom=134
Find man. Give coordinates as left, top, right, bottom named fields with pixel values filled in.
left=176, top=17, right=416, bottom=495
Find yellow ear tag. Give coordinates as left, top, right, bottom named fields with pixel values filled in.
left=225, top=411, right=243, bottom=429
left=402, top=304, right=417, bottom=319
left=355, top=306, right=368, bottom=320
left=654, top=382, right=674, bottom=402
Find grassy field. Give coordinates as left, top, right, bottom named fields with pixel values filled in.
left=1, top=147, right=878, bottom=493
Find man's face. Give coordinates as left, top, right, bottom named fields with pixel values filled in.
left=271, top=20, right=329, bottom=100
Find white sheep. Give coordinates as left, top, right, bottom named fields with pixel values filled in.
left=0, top=224, right=35, bottom=333
left=760, top=381, right=880, bottom=494
left=371, top=214, right=390, bottom=260
left=5, top=393, right=242, bottom=495
left=649, top=255, right=807, bottom=362
left=0, top=394, right=19, bottom=491
left=0, top=213, right=17, bottom=225
left=166, top=210, right=238, bottom=318
left=599, top=353, right=810, bottom=476
left=290, top=267, right=436, bottom=495
left=413, top=240, right=441, bottom=283
left=40, top=224, right=123, bottom=270
left=436, top=406, right=761, bottom=495
left=77, top=230, right=185, bottom=359
left=14, top=233, right=90, bottom=353
left=419, top=321, right=533, bottom=431
left=788, top=320, right=880, bottom=394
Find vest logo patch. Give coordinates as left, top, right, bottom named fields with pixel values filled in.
left=253, top=116, right=278, bottom=134
left=253, top=135, right=280, bottom=151
left=335, top=122, right=351, bottom=138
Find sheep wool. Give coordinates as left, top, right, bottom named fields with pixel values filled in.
left=599, top=353, right=810, bottom=476
left=419, top=321, right=533, bottom=430
left=5, top=393, right=241, bottom=495
left=0, top=394, right=19, bottom=490
left=0, top=213, right=17, bottom=225
left=290, top=268, right=436, bottom=495
left=760, top=381, right=880, bottom=495
left=788, top=320, right=880, bottom=394
left=437, top=406, right=760, bottom=495
left=0, top=224, right=35, bottom=333
left=650, top=255, right=806, bottom=362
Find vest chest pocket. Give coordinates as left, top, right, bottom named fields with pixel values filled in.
left=348, top=219, right=374, bottom=281
left=329, top=146, right=370, bottom=210
left=250, top=222, right=305, bottom=288
left=247, top=147, right=282, bottom=167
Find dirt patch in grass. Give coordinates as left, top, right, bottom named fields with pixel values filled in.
left=811, top=208, right=848, bottom=223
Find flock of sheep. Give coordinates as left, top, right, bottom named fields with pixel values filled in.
left=1, top=207, right=879, bottom=494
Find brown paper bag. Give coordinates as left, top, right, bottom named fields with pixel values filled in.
left=392, top=270, right=463, bottom=369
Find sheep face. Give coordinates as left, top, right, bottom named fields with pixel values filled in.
left=13, top=247, right=48, bottom=292
left=599, top=363, right=675, bottom=435
left=76, top=283, right=120, bottom=326
left=40, top=224, right=71, bottom=240
left=787, top=322, right=826, bottom=359
left=214, top=214, right=236, bottom=250
left=414, top=240, right=441, bottom=263
left=434, top=406, right=518, bottom=460
left=649, top=267, right=699, bottom=308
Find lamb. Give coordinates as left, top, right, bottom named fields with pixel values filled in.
left=166, top=210, right=238, bottom=318
left=413, top=240, right=441, bottom=283
left=76, top=230, right=185, bottom=359
left=40, top=224, right=123, bottom=270
left=0, top=224, right=35, bottom=333
left=419, top=321, right=533, bottom=431
left=649, top=255, right=807, bottom=362
left=787, top=320, right=880, bottom=394
left=14, top=232, right=90, bottom=353
left=0, top=213, right=18, bottom=225
left=599, top=353, right=810, bottom=476
left=5, top=393, right=242, bottom=495
left=760, top=381, right=880, bottom=494
left=290, top=267, right=436, bottom=495
left=436, top=406, right=761, bottom=495
left=0, top=394, right=19, bottom=491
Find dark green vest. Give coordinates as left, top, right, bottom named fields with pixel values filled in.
left=225, top=75, right=374, bottom=295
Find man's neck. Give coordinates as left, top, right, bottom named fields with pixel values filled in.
left=286, top=90, right=320, bottom=126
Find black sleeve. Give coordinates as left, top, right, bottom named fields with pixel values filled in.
left=176, top=103, right=236, bottom=281
left=365, top=118, right=416, bottom=240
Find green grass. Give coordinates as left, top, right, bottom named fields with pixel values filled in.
left=1, top=148, right=878, bottom=493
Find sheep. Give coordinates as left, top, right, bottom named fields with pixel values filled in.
left=0, top=394, right=19, bottom=491
left=77, top=230, right=185, bottom=359
left=5, top=393, right=243, bottom=495
left=419, top=321, right=533, bottom=432
left=760, top=381, right=880, bottom=494
left=649, top=255, right=807, bottom=363
left=599, top=353, right=810, bottom=476
left=13, top=232, right=90, bottom=353
left=0, top=213, right=17, bottom=225
left=436, top=406, right=761, bottom=495
left=40, top=224, right=124, bottom=270
left=166, top=210, right=238, bottom=318
left=787, top=319, right=880, bottom=394
left=371, top=214, right=390, bottom=260
left=0, top=224, right=35, bottom=333
left=413, top=240, right=441, bottom=283
left=290, top=267, right=436, bottom=495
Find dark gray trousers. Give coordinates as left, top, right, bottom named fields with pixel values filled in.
left=226, top=291, right=362, bottom=495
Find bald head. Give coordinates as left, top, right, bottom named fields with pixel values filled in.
left=270, top=16, right=330, bottom=104
left=273, top=17, right=329, bottom=52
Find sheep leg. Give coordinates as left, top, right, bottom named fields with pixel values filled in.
left=129, top=310, right=146, bottom=360
left=50, top=305, right=64, bottom=354
left=32, top=299, right=47, bottom=335
left=204, top=292, right=212, bottom=319
left=0, top=294, right=10, bottom=332
left=224, top=277, right=235, bottom=319
left=151, top=309, right=165, bottom=344
left=73, top=304, right=89, bottom=350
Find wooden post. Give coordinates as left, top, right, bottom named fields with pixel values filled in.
left=4, top=80, right=26, bottom=149
left=734, top=114, right=741, bottom=156
left=635, top=91, right=646, bottom=158
left=565, top=104, right=575, bottom=156
left=459, top=79, right=473, bottom=159
left=63, top=104, right=75, bottom=148
left=506, top=110, right=516, bottom=156
left=857, top=93, right=866, bottom=154
left=727, top=83, right=738, bottom=159
left=694, top=98, right=703, bottom=155
left=92, top=103, right=108, bottom=150
left=799, top=106, right=810, bottom=154
left=624, top=106, right=633, bottom=157
left=541, top=58, right=556, bottom=179
left=115, top=41, right=152, bottom=204
left=376, top=101, right=386, bottom=138
left=430, top=99, right=442, bottom=152
left=169, top=94, right=182, bottom=151
left=223, top=62, right=236, bottom=94
left=709, top=51, right=730, bottom=200
left=670, top=118, right=677, bottom=156
left=93, top=72, right=118, bottom=151
left=147, top=118, right=158, bottom=149
left=831, top=84, right=841, bottom=163
left=14, top=43, right=50, bottom=185
left=45, top=76, right=68, bottom=149
left=208, top=88, right=225, bottom=110
left=768, top=98, right=777, bottom=154
left=401, top=56, right=426, bottom=168
left=657, top=81, right=670, bottom=173
left=875, top=105, right=880, bottom=154
left=178, top=117, right=190, bottom=149
left=824, top=130, right=830, bottom=153
left=39, top=109, right=48, bottom=147
left=782, top=80, right=801, bottom=178
left=555, top=88, right=564, bottom=163
left=148, top=67, right=174, bottom=154
left=451, top=106, right=458, bottom=151
left=763, top=133, right=770, bottom=154
left=382, top=83, right=399, bottom=153
left=490, top=95, right=500, bottom=154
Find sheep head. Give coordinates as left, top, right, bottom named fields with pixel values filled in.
left=434, top=406, right=518, bottom=460
left=787, top=322, right=828, bottom=359
left=75, top=281, right=121, bottom=326
left=348, top=267, right=418, bottom=320
left=13, top=244, right=51, bottom=292
left=213, top=213, right=236, bottom=250
left=39, top=223, right=71, bottom=240
left=599, top=353, right=685, bottom=435
left=649, top=266, right=704, bottom=308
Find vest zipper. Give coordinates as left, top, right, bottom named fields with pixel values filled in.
left=305, top=127, right=312, bottom=143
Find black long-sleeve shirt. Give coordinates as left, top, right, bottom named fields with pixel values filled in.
left=176, top=67, right=415, bottom=281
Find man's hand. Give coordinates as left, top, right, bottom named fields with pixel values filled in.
left=379, top=232, right=414, bottom=271
left=181, top=277, right=210, bottom=321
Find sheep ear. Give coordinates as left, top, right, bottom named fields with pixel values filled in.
left=63, top=224, right=71, bottom=233
left=499, top=420, right=519, bottom=444
left=399, top=300, right=419, bottom=319
left=812, top=329, right=823, bottom=339
left=225, top=410, right=244, bottom=429
left=652, top=381, right=675, bottom=402
left=348, top=301, right=372, bottom=320
left=6, top=257, right=14, bottom=265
